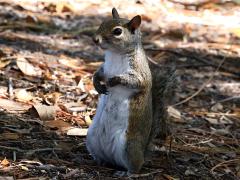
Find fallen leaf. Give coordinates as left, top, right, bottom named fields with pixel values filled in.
left=56, top=2, right=74, bottom=14
left=167, top=106, right=182, bottom=120
left=1, top=157, right=10, bottom=167
left=78, top=75, right=94, bottom=93
left=15, top=89, right=33, bottom=102
left=0, top=59, right=11, bottom=68
left=33, top=103, right=58, bottom=121
left=211, top=103, right=223, bottom=112
left=58, top=55, right=84, bottom=69
left=44, top=92, right=62, bottom=105
left=16, top=57, right=42, bottom=77
left=85, top=114, right=92, bottom=126
left=44, top=119, right=71, bottom=132
left=0, top=98, right=31, bottom=112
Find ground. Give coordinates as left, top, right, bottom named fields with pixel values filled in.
left=0, top=0, right=239, bottom=179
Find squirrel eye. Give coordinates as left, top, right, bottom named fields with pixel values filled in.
left=112, top=28, right=122, bottom=36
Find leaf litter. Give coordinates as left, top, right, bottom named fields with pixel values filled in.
left=0, top=0, right=239, bottom=179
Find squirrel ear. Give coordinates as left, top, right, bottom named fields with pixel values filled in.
left=112, top=8, right=120, bottom=19
left=128, top=15, right=141, bottom=33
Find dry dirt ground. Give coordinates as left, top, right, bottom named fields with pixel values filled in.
left=0, top=1, right=239, bottom=179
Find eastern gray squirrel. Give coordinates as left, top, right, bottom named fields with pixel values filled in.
left=86, top=8, right=175, bottom=173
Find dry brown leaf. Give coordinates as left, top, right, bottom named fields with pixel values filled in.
left=44, top=119, right=71, bottom=130
left=78, top=75, right=94, bottom=93
left=44, top=119, right=71, bottom=131
left=44, top=92, right=62, bottom=105
left=33, top=104, right=57, bottom=121
left=25, top=15, right=38, bottom=23
left=1, top=157, right=10, bottom=167
left=85, top=114, right=92, bottom=126
left=0, top=59, right=11, bottom=68
left=15, top=89, right=33, bottom=102
left=58, top=56, right=84, bottom=69
left=167, top=106, right=182, bottom=119
left=16, top=57, right=42, bottom=77
left=56, top=3, right=74, bottom=14
left=0, top=98, right=31, bottom=112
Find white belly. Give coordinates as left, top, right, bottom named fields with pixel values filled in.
left=87, top=86, right=133, bottom=168
left=86, top=50, right=135, bottom=168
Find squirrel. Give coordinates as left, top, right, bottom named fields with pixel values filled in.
left=86, top=8, right=175, bottom=173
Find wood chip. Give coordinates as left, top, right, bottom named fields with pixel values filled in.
left=67, top=128, right=88, bottom=136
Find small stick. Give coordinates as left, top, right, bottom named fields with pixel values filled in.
left=209, top=96, right=240, bottom=106
left=7, top=77, right=13, bottom=99
left=129, top=169, right=162, bottom=178
left=210, top=159, right=240, bottom=174
left=0, top=145, right=61, bottom=155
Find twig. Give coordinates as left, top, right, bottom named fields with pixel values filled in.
left=210, top=159, right=240, bottom=174
left=0, top=145, right=25, bottom=152
left=172, top=57, right=225, bottom=106
left=7, top=77, right=13, bottom=99
left=129, top=169, right=163, bottom=178
left=165, top=143, right=240, bottom=154
left=209, top=96, right=240, bottom=106
left=147, top=57, right=166, bottom=68
left=0, top=145, right=61, bottom=155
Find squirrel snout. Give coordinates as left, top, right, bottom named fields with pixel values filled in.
left=93, top=35, right=102, bottom=44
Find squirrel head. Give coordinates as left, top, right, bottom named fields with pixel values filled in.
left=93, top=8, right=142, bottom=53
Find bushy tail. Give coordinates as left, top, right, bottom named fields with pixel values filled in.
left=149, top=63, right=176, bottom=143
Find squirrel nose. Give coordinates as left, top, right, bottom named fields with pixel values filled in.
left=93, top=35, right=102, bottom=44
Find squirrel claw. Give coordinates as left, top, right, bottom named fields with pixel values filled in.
left=95, top=84, right=108, bottom=95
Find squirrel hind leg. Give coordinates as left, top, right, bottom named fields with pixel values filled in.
left=125, top=141, right=144, bottom=173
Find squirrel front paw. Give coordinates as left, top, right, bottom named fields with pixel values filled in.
left=107, top=76, right=121, bottom=87
left=93, top=75, right=108, bottom=94
left=95, top=83, right=108, bottom=94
